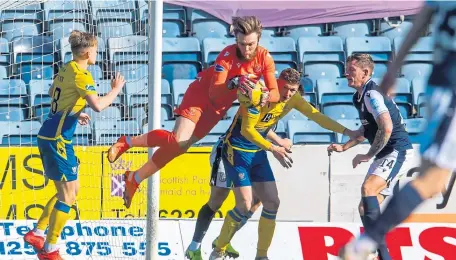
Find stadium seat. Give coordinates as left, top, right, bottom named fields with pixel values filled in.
left=411, top=78, right=426, bottom=107
left=94, top=119, right=140, bottom=145
left=114, top=63, right=148, bottom=81
left=202, top=38, right=236, bottom=66
left=172, top=79, right=193, bottom=106
left=44, top=0, right=89, bottom=21
left=95, top=80, right=124, bottom=107
left=262, top=28, right=277, bottom=38
left=394, top=36, right=433, bottom=62
left=108, top=36, right=148, bottom=63
left=85, top=107, right=122, bottom=125
left=303, top=62, right=343, bottom=83
left=34, top=105, right=51, bottom=123
left=372, top=77, right=412, bottom=105
left=261, top=37, right=298, bottom=74
left=280, top=109, right=308, bottom=128
left=97, top=20, right=135, bottom=41
left=91, top=0, right=136, bottom=21
left=316, top=78, right=355, bottom=104
left=288, top=119, right=337, bottom=144
left=162, top=37, right=202, bottom=83
left=73, top=123, right=93, bottom=146
left=28, top=79, right=52, bottom=107
left=286, top=25, right=324, bottom=41
left=400, top=63, right=432, bottom=82
left=191, top=10, right=231, bottom=42
left=0, top=79, right=27, bottom=95
left=332, top=20, right=373, bottom=40
left=195, top=120, right=231, bottom=146
left=0, top=121, right=41, bottom=145
left=0, top=38, right=10, bottom=66
left=0, top=106, right=26, bottom=121
left=59, top=36, right=106, bottom=64
left=300, top=77, right=314, bottom=93
left=404, top=118, right=426, bottom=143
left=1, top=3, right=43, bottom=20
left=346, top=37, right=392, bottom=62
left=321, top=102, right=359, bottom=120
left=88, top=64, right=104, bottom=80
left=1, top=20, right=41, bottom=41
left=298, top=36, right=345, bottom=64
left=379, top=18, right=413, bottom=41
left=274, top=120, right=287, bottom=138
left=126, top=79, right=172, bottom=107
left=49, top=21, right=87, bottom=39
left=12, top=36, right=55, bottom=85
left=139, top=1, right=186, bottom=21
left=336, top=119, right=363, bottom=143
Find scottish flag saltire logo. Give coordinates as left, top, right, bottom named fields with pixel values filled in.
left=111, top=175, right=125, bottom=197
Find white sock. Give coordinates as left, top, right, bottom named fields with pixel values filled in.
left=354, top=235, right=377, bottom=253
left=44, top=242, right=59, bottom=253
left=33, top=228, right=45, bottom=237
left=188, top=241, right=201, bottom=251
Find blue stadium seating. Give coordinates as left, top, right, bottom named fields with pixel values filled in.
left=29, top=79, right=52, bottom=109
left=49, top=21, right=87, bottom=39
left=303, top=62, right=343, bottom=83
left=108, top=36, right=148, bottom=63
left=280, top=109, right=308, bottom=129
left=191, top=10, right=231, bottom=42
left=332, top=20, right=373, bottom=40
left=44, top=0, right=89, bottom=21
left=1, top=20, right=41, bottom=41
left=195, top=120, right=231, bottom=146
left=12, top=36, right=55, bottom=85
left=88, top=64, right=104, bottom=80
left=94, top=119, right=140, bottom=145
left=172, top=79, right=193, bottom=106
left=400, top=63, right=432, bottom=82
left=288, top=119, right=337, bottom=144
left=73, top=123, right=93, bottom=145
left=224, top=104, right=239, bottom=120
left=34, top=105, right=50, bottom=123
left=379, top=19, right=413, bottom=41
left=162, top=37, right=202, bottom=83
left=261, top=37, right=298, bottom=72
left=346, top=37, right=392, bottom=62
left=286, top=25, right=324, bottom=41
left=336, top=119, right=363, bottom=143
left=411, top=78, right=426, bottom=107
left=321, top=102, right=359, bottom=120
left=91, top=0, right=136, bottom=21
left=85, top=107, right=122, bottom=125
left=0, top=79, right=27, bottom=95
left=0, top=121, right=41, bottom=145
left=394, top=36, right=433, bottom=62
left=275, top=120, right=287, bottom=138
left=1, top=3, right=43, bottom=20
left=203, top=38, right=236, bottom=66
left=262, top=28, right=277, bottom=38
left=301, top=77, right=314, bottom=93
left=404, top=118, right=426, bottom=143
left=0, top=37, right=9, bottom=66
left=372, top=77, right=412, bottom=105
left=299, top=36, right=344, bottom=64
left=317, top=78, right=354, bottom=104
left=95, top=80, right=124, bottom=107
left=125, top=78, right=171, bottom=107
left=97, top=20, right=135, bottom=41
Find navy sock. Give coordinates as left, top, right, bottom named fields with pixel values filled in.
left=192, top=203, right=216, bottom=243
left=363, top=196, right=391, bottom=260
left=367, top=183, right=424, bottom=245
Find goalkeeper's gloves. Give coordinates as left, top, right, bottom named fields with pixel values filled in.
left=227, top=75, right=257, bottom=91
left=259, top=86, right=270, bottom=107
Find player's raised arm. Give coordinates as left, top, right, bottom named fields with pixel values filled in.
left=85, top=72, right=125, bottom=112
left=292, top=95, right=359, bottom=139
left=207, top=57, right=230, bottom=101
left=380, top=3, right=436, bottom=95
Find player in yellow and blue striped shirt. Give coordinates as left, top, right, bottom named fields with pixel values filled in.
left=23, top=30, right=125, bottom=260
left=210, top=68, right=361, bottom=260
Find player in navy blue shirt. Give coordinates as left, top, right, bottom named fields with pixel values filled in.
left=340, top=2, right=456, bottom=259
left=329, top=54, right=414, bottom=260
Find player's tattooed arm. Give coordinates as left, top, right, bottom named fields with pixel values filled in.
left=366, top=112, right=393, bottom=158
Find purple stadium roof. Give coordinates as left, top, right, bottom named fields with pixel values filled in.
left=166, top=0, right=424, bottom=27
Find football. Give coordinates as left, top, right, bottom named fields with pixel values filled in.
left=237, top=79, right=267, bottom=107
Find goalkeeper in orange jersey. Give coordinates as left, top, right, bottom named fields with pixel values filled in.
left=107, top=16, right=283, bottom=209
left=209, top=68, right=362, bottom=260
left=22, top=30, right=125, bottom=260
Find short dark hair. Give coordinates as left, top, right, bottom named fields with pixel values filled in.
left=346, top=53, right=374, bottom=75
left=279, top=68, right=304, bottom=95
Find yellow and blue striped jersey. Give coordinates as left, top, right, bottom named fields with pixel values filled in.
left=38, top=61, right=97, bottom=142
left=224, top=93, right=347, bottom=152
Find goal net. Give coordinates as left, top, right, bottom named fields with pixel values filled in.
left=0, top=0, right=158, bottom=259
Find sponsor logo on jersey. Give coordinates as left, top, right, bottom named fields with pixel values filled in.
left=370, top=98, right=380, bottom=110
left=224, top=51, right=229, bottom=57
left=248, top=107, right=260, bottom=115
left=85, top=85, right=96, bottom=91
left=215, top=64, right=225, bottom=72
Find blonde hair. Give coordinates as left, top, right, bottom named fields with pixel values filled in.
left=346, top=53, right=375, bottom=76
left=231, top=16, right=263, bottom=38
left=68, top=30, right=97, bottom=57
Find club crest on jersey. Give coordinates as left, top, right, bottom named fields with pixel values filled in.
left=238, top=173, right=246, bottom=181
left=224, top=51, right=229, bottom=57
left=254, top=65, right=262, bottom=73
left=236, top=63, right=241, bottom=68
left=85, top=85, right=96, bottom=91
left=215, top=64, right=224, bottom=72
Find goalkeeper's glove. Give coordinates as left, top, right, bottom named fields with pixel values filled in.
left=227, top=75, right=257, bottom=90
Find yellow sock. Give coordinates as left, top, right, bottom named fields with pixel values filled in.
left=257, top=209, right=277, bottom=258
left=216, top=208, right=243, bottom=251
left=46, top=200, right=71, bottom=244
left=36, top=195, right=58, bottom=231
